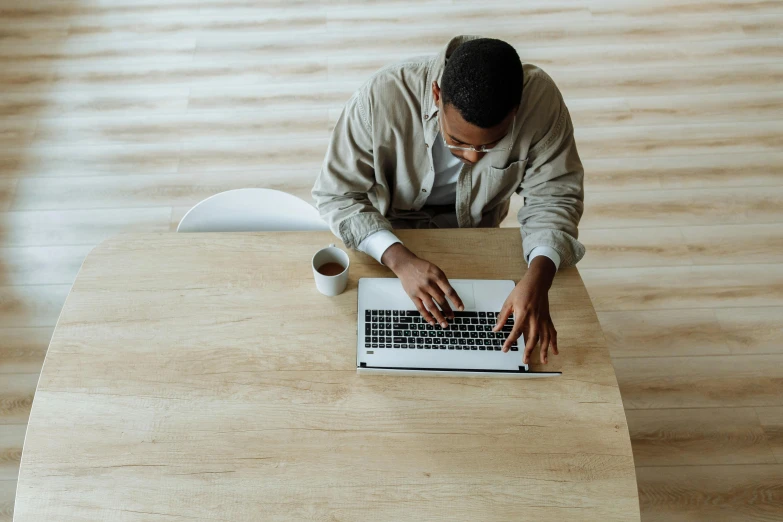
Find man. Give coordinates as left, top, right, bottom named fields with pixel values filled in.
left=313, top=36, right=584, bottom=366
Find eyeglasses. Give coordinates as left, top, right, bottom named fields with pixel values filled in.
left=438, top=114, right=514, bottom=153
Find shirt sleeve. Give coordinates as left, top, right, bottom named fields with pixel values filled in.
left=311, top=90, right=394, bottom=250
left=516, top=72, right=585, bottom=268
left=357, top=230, right=402, bottom=265
left=527, top=246, right=561, bottom=272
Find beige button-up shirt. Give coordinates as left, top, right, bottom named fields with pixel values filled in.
left=312, top=35, right=585, bottom=267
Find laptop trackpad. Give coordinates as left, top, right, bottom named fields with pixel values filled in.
left=449, top=281, right=476, bottom=310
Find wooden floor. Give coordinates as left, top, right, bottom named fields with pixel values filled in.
left=1, top=0, right=782, bottom=520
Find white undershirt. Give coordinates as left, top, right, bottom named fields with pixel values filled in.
left=357, top=132, right=561, bottom=270
left=426, top=131, right=463, bottom=205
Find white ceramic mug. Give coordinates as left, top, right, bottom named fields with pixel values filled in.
left=311, top=244, right=350, bottom=297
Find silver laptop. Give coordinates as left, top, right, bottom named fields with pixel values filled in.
left=357, top=278, right=561, bottom=378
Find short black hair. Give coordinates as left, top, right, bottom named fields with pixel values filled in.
left=440, top=38, right=523, bottom=128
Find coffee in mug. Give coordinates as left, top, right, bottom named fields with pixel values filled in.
left=311, top=244, right=350, bottom=296
left=316, top=262, right=346, bottom=277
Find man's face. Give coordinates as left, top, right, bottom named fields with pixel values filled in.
left=432, top=81, right=515, bottom=166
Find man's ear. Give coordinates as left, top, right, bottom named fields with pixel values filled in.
left=432, top=81, right=441, bottom=105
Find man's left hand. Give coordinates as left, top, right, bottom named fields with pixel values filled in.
left=493, top=256, right=558, bottom=364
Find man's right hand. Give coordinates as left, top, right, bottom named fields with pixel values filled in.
left=381, top=243, right=464, bottom=328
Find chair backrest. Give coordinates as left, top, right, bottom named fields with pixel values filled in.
left=177, top=188, right=330, bottom=233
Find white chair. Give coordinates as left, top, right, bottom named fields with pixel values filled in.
left=177, top=188, right=330, bottom=233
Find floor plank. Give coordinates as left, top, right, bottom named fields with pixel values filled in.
left=578, top=120, right=783, bottom=159
left=0, top=36, right=197, bottom=67
left=318, top=17, right=777, bottom=63
left=0, top=479, right=14, bottom=522
left=626, top=408, right=776, bottom=466
left=0, top=328, right=51, bottom=374
left=589, top=0, right=783, bottom=18
left=598, top=309, right=730, bottom=358
left=580, top=224, right=783, bottom=269
left=680, top=224, right=783, bottom=266
left=38, top=59, right=328, bottom=90
left=520, top=37, right=783, bottom=70
left=31, top=108, right=331, bottom=145
left=0, top=425, right=24, bottom=480
left=613, top=355, right=783, bottom=409
left=581, top=264, right=783, bottom=311
left=0, top=87, right=189, bottom=118
left=0, top=374, right=38, bottom=425
left=715, top=308, right=783, bottom=356
left=755, top=407, right=783, bottom=464
left=178, top=138, right=327, bottom=172
left=0, top=0, right=241, bottom=19
left=579, top=227, right=693, bottom=269
left=0, top=179, right=16, bottom=212
left=582, top=187, right=783, bottom=229
left=584, top=151, right=783, bottom=192
left=569, top=89, right=783, bottom=129
left=169, top=206, right=194, bottom=231
left=0, top=142, right=180, bottom=178
left=0, top=246, right=93, bottom=286
left=0, top=118, right=35, bottom=147
left=11, top=171, right=318, bottom=211
left=0, top=285, right=70, bottom=329
left=197, top=27, right=783, bottom=67
left=637, top=464, right=783, bottom=522
left=64, top=8, right=325, bottom=43
left=557, top=59, right=783, bottom=98
left=600, top=306, right=783, bottom=360
left=0, top=207, right=172, bottom=246
left=188, top=81, right=354, bottom=112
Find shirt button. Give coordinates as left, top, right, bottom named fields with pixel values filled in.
left=422, top=188, right=427, bottom=193
left=424, top=115, right=429, bottom=120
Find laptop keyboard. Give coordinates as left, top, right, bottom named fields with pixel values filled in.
left=363, top=310, right=518, bottom=351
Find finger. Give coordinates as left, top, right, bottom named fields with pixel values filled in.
left=502, top=315, right=523, bottom=353
left=523, top=319, right=539, bottom=365
left=493, top=302, right=512, bottom=332
left=551, top=324, right=559, bottom=355
left=422, top=295, right=448, bottom=328
left=539, top=326, right=550, bottom=365
left=437, top=279, right=464, bottom=312
left=413, top=298, right=435, bottom=325
left=428, top=287, right=453, bottom=320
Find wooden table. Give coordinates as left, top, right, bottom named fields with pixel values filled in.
left=14, top=229, right=640, bottom=521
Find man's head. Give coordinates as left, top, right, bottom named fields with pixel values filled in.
left=432, top=38, right=523, bottom=165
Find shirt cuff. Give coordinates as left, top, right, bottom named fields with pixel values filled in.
left=357, top=230, right=402, bottom=265
left=527, top=246, right=561, bottom=271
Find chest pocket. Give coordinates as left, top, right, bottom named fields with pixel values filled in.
left=483, top=158, right=528, bottom=209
